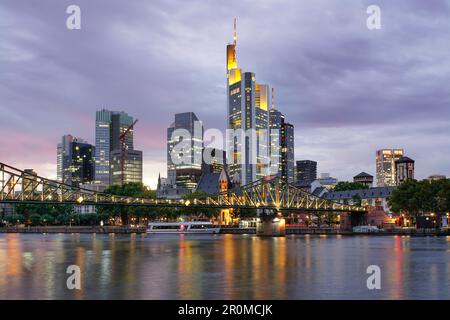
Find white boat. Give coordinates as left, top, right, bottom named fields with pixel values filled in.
left=353, top=225, right=380, bottom=233
left=146, top=221, right=221, bottom=234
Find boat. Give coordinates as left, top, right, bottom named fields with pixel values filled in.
left=352, top=225, right=380, bottom=233
left=146, top=221, right=221, bottom=234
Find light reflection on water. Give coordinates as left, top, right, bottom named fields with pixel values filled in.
left=0, top=233, right=448, bottom=300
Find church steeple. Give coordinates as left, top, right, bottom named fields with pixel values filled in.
left=157, top=172, right=161, bottom=190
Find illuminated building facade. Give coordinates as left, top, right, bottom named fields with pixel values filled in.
left=269, top=108, right=294, bottom=182
left=376, top=149, right=404, bottom=187
left=110, top=149, right=143, bottom=185
left=167, top=112, right=203, bottom=190
left=57, top=134, right=94, bottom=187
left=94, top=109, right=135, bottom=186
left=226, top=19, right=270, bottom=185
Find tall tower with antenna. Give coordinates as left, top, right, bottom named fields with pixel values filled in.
left=233, top=17, right=237, bottom=46
left=226, top=18, right=270, bottom=185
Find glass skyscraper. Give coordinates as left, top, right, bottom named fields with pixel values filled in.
left=226, top=21, right=270, bottom=185
left=167, top=112, right=203, bottom=189
left=95, top=109, right=138, bottom=186
left=57, top=134, right=94, bottom=187
left=269, top=108, right=295, bottom=182
left=376, top=149, right=404, bottom=187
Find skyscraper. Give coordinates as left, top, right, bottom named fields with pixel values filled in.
left=57, top=134, right=94, bottom=187
left=269, top=106, right=294, bottom=182
left=376, top=149, right=404, bottom=187
left=226, top=19, right=270, bottom=185
left=94, top=109, right=136, bottom=186
left=282, top=122, right=295, bottom=182
left=57, top=134, right=73, bottom=182
left=296, top=160, right=317, bottom=184
left=167, top=112, right=203, bottom=190
left=110, top=149, right=143, bottom=185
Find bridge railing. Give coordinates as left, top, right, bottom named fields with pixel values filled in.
left=0, top=162, right=366, bottom=212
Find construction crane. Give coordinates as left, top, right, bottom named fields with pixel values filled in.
left=119, top=119, right=138, bottom=186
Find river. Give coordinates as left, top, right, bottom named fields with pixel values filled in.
left=0, top=233, right=448, bottom=299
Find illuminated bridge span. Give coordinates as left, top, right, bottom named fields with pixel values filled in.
left=0, top=162, right=366, bottom=213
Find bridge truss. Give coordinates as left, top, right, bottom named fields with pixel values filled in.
left=0, top=162, right=366, bottom=213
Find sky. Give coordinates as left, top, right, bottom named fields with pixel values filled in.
left=1, top=0, right=449, bottom=189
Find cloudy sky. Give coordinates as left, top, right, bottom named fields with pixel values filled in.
left=1, top=0, right=449, bottom=188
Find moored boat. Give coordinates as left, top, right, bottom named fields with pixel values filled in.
left=146, top=221, right=221, bottom=234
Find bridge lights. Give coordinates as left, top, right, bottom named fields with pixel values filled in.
left=76, top=196, right=84, bottom=203
left=185, top=200, right=191, bottom=206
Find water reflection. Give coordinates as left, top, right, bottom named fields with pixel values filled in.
left=0, top=233, right=448, bottom=299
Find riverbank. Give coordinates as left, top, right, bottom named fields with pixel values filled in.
left=1, top=226, right=449, bottom=236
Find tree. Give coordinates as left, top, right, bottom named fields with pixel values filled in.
left=97, top=182, right=156, bottom=225
left=333, top=181, right=369, bottom=192
left=14, top=203, right=74, bottom=225
left=30, top=214, right=41, bottom=226
left=6, top=214, right=25, bottom=225
left=40, top=214, right=54, bottom=226
left=388, top=179, right=450, bottom=226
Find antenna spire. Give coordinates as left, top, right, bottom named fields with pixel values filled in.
left=271, top=87, right=275, bottom=110
left=233, top=17, right=237, bottom=47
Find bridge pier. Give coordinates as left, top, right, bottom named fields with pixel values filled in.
left=256, top=209, right=286, bottom=237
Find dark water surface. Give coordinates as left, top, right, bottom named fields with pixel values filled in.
left=0, top=233, right=449, bottom=299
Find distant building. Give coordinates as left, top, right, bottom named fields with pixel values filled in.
left=296, top=160, right=317, bottom=184
left=316, top=173, right=338, bottom=189
left=79, top=181, right=109, bottom=193
left=427, top=174, right=446, bottom=181
left=353, top=172, right=373, bottom=187
left=269, top=108, right=295, bottom=182
left=324, top=187, right=396, bottom=213
left=23, top=169, right=38, bottom=193
left=57, top=135, right=94, bottom=187
left=196, top=149, right=228, bottom=195
left=94, top=109, right=136, bottom=186
left=376, top=149, right=404, bottom=187
left=395, top=156, right=415, bottom=185
left=156, top=174, right=170, bottom=191
left=110, top=149, right=143, bottom=185
left=167, top=112, right=203, bottom=190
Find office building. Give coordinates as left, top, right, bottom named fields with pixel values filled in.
left=315, top=173, right=338, bottom=189
left=226, top=19, right=270, bottom=185
left=57, top=134, right=94, bottom=187
left=110, top=149, right=143, bottom=185
left=269, top=107, right=294, bottom=182
left=167, top=112, right=203, bottom=190
left=376, top=149, right=404, bottom=187
left=395, top=156, right=415, bottom=185
left=94, top=109, right=135, bottom=186
left=296, top=160, right=317, bottom=184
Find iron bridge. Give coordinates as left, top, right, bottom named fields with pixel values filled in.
left=0, top=162, right=366, bottom=213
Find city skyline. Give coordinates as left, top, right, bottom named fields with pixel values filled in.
left=1, top=0, right=450, bottom=188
